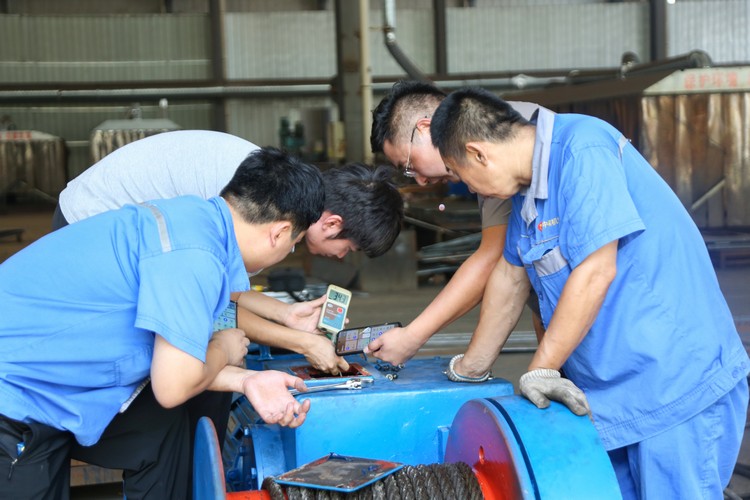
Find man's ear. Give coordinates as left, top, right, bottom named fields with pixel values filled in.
left=269, top=221, right=293, bottom=247
left=465, top=142, right=487, bottom=165
left=415, top=116, right=432, bottom=133
left=320, top=212, right=344, bottom=237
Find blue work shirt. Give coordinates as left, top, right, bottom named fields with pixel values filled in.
left=505, top=109, right=749, bottom=450
left=0, top=196, right=249, bottom=446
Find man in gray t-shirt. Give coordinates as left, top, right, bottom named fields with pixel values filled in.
left=368, top=80, right=543, bottom=365
left=58, top=130, right=256, bottom=225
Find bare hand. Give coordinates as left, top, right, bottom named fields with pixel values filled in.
left=283, top=294, right=326, bottom=332
left=302, top=333, right=350, bottom=375
left=241, top=371, right=311, bottom=427
left=209, top=328, right=250, bottom=367
left=363, top=326, right=418, bottom=365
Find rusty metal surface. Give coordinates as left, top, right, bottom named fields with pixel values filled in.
left=641, top=92, right=750, bottom=228
left=507, top=67, right=750, bottom=229
left=0, top=130, right=67, bottom=200
left=89, top=118, right=181, bottom=163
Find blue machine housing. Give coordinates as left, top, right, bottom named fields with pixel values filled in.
left=214, top=351, right=621, bottom=498
left=223, top=353, right=514, bottom=491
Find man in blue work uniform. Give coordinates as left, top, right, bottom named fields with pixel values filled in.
left=431, top=87, right=749, bottom=498
left=0, top=147, right=321, bottom=499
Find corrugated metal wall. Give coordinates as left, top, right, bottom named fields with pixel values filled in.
left=447, top=4, right=649, bottom=73
left=225, top=12, right=336, bottom=79
left=669, top=0, right=750, bottom=65
left=1, top=1, right=749, bottom=191
left=0, top=15, right=211, bottom=83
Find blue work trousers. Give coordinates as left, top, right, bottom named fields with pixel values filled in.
left=609, top=377, right=748, bottom=499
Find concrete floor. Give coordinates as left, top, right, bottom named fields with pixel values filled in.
left=2, top=200, right=750, bottom=498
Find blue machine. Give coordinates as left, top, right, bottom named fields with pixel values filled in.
left=199, top=352, right=622, bottom=499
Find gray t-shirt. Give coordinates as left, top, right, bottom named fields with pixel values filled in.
left=478, top=194, right=512, bottom=229
left=478, top=100, right=540, bottom=228
left=59, top=130, right=259, bottom=223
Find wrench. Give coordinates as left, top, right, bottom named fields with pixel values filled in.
left=289, top=377, right=372, bottom=396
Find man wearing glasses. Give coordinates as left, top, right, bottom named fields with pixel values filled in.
left=368, top=80, right=541, bottom=370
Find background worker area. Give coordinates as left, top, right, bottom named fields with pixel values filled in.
left=429, top=86, right=749, bottom=499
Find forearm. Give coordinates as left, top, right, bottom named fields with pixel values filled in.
left=207, top=364, right=254, bottom=393
left=151, top=336, right=231, bottom=407
left=238, top=307, right=311, bottom=353
left=462, top=258, right=530, bottom=376
left=407, top=225, right=506, bottom=342
left=529, top=241, right=618, bottom=371
left=235, top=290, right=288, bottom=324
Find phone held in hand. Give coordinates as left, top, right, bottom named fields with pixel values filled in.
left=334, top=322, right=402, bottom=356
left=317, top=284, right=352, bottom=336
left=213, top=300, right=238, bottom=332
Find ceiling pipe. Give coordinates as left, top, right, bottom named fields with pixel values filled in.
left=382, top=0, right=431, bottom=82
left=14, top=48, right=706, bottom=105
left=566, top=50, right=713, bottom=85
left=432, top=0, right=447, bottom=77
left=10, top=52, right=704, bottom=106
left=0, top=84, right=334, bottom=104
left=360, top=0, right=374, bottom=163
left=0, top=77, right=568, bottom=104
left=621, top=49, right=712, bottom=77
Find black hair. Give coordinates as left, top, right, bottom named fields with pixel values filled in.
left=430, top=87, right=527, bottom=164
left=322, top=163, right=404, bottom=258
left=370, top=80, right=447, bottom=154
left=220, top=147, right=324, bottom=237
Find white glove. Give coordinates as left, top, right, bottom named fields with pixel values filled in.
left=519, top=368, right=590, bottom=416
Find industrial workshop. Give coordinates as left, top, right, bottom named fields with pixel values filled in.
left=1, top=1, right=750, bottom=499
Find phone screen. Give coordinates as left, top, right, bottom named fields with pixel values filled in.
left=213, top=300, right=238, bottom=332
left=334, top=322, right=401, bottom=355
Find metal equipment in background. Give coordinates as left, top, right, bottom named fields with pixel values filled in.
left=0, top=129, right=66, bottom=205
left=193, top=352, right=622, bottom=499
left=89, top=108, right=181, bottom=163
left=506, top=63, right=750, bottom=231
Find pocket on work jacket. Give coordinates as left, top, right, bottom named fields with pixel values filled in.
left=520, top=240, right=571, bottom=323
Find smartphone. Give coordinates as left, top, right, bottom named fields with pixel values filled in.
left=213, top=300, right=238, bottom=332
left=317, top=284, right=352, bottom=336
left=334, top=322, right=402, bottom=356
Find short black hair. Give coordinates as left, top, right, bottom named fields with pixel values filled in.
left=430, top=87, right=527, bottom=163
left=322, top=163, right=404, bottom=258
left=370, top=80, right=447, bottom=154
left=220, top=147, right=324, bottom=237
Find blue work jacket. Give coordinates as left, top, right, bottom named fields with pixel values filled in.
left=0, top=196, right=249, bottom=445
left=505, top=109, right=749, bottom=449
